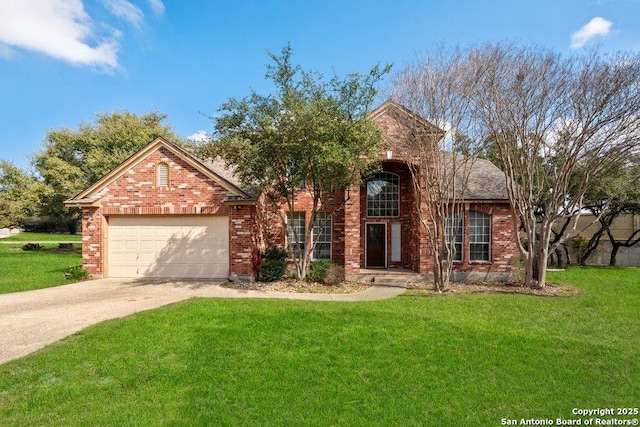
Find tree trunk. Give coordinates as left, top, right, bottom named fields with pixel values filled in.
left=536, top=251, right=548, bottom=289
left=554, top=247, right=565, bottom=268
left=523, top=252, right=536, bottom=288
left=433, top=255, right=444, bottom=292
left=609, top=243, right=620, bottom=267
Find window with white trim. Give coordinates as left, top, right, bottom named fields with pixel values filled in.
left=286, top=212, right=305, bottom=256
left=444, top=213, right=463, bottom=262
left=157, top=163, right=168, bottom=187
left=312, top=212, right=332, bottom=260
left=366, top=172, right=399, bottom=217
left=469, top=211, right=491, bottom=261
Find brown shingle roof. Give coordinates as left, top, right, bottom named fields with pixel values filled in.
left=464, top=157, right=508, bottom=200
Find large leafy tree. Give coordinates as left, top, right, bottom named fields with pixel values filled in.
left=210, top=45, right=389, bottom=279
left=0, top=161, right=48, bottom=228
left=33, top=110, right=182, bottom=219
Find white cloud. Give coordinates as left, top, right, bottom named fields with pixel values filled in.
left=0, top=0, right=120, bottom=70
left=570, top=17, right=613, bottom=49
left=148, top=0, right=165, bottom=17
left=187, top=131, right=211, bottom=143
left=103, top=0, right=144, bottom=27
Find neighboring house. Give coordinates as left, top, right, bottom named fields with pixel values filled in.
left=65, top=101, right=517, bottom=282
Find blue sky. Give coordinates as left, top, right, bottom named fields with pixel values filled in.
left=1, top=0, right=639, bottom=170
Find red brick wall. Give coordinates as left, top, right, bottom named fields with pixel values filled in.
left=257, top=189, right=348, bottom=263
left=229, top=205, right=255, bottom=278
left=250, top=166, right=517, bottom=281
left=450, top=203, right=516, bottom=276
left=81, top=207, right=103, bottom=275
left=99, top=147, right=230, bottom=216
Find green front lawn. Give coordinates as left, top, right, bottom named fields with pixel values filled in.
left=0, top=267, right=638, bottom=425
left=0, top=244, right=82, bottom=293
left=0, top=232, right=82, bottom=242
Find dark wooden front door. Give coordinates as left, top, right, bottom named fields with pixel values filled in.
left=366, top=224, right=386, bottom=268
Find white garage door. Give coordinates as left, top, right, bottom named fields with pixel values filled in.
left=108, top=216, right=229, bottom=279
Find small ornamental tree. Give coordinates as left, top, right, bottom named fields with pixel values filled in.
left=210, top=45, right=389, bottom=279
left=391, top=46, right=486, bottom=292
left=473, top=44, right=640, bottom=288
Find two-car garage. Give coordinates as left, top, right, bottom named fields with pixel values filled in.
left=107, top=216, right=229, bottom=279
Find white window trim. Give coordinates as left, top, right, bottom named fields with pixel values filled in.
left=312, top=212, right=332, bottom=260
left=286, top=212, right=305, bottom=256
left=469, top=211, right=491, bottom=262
left=444, top=213, right=463, bottom=262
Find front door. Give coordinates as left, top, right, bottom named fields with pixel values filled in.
left=366, top=223, right=386, bottom=268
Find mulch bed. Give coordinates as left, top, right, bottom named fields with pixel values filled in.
left=405, top=281, right=581, bottom=297
left=224, top=279, right=580, bottom=297
left=223, top=280, right=370, bottom=294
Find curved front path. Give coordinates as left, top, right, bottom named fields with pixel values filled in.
left=0, top=278, right=405, bottom=365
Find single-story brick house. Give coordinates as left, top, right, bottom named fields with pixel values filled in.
left=65, top=100, right=517, bottom=282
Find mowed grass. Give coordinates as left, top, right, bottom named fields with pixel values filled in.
left=0, top=267, right=638, bottom=426
left=0, top=232, right=81, bottom=242
left=0, top=244, right=82, bottom=293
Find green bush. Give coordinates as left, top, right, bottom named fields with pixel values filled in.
left=568, top=236, right=590, bottom=261
left=261, top=260, right=287, bottom=282
left=23, top=217, right=79, bottom=234
left=64, top=266, right=91, bottom=282
left=307, top=260, right=333, bottom=283
left=264, top=245, right=288, bottom=261
left=22, top=243, right=42, bottom=251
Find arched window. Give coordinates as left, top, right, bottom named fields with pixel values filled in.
left=366, top=172, right=399, bottom=217
left=469, top=211, right=491, bottom=261
left=157, top=163, right=168, bottom=187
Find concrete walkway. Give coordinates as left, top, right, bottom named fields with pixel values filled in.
left=0, top=278, right=405, bottom=365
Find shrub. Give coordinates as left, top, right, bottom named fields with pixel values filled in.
left=22, top=243, right=42, bottom=251
left=324, top=264, right=346, bottom=286
left=568, top=236, right=590, bottom=262
left=22, top=217, right=80, bottom=234
left=58, top=243, right=75, bottom=250
left=307, top=260, right=333, bottom=283
left=264, top=245, right=288, bottom=261
left=261, top=260, right=287, bottom=282
left=64, top=266, right=91, bottom=282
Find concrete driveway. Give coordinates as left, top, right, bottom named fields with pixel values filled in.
left=0, top=278, right=404, bottom=365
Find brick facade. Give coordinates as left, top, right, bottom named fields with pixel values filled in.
left=70, top=102, right=518, bottom=282
left=76, top=144, right=250, bottom=278
left=247, top=162, right=516, bottom=282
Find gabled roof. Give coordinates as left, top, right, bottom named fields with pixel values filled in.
left=372, top=100, right=508, bottom=201
left=64, top=137, right=253, bottom=206
left=369, top=99, right=445, bottom=148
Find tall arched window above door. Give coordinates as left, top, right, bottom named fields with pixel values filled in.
left=366, top=172, right=399, bottom=217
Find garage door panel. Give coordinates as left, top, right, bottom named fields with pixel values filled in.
left=108, top=216, right=229, bottom=279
